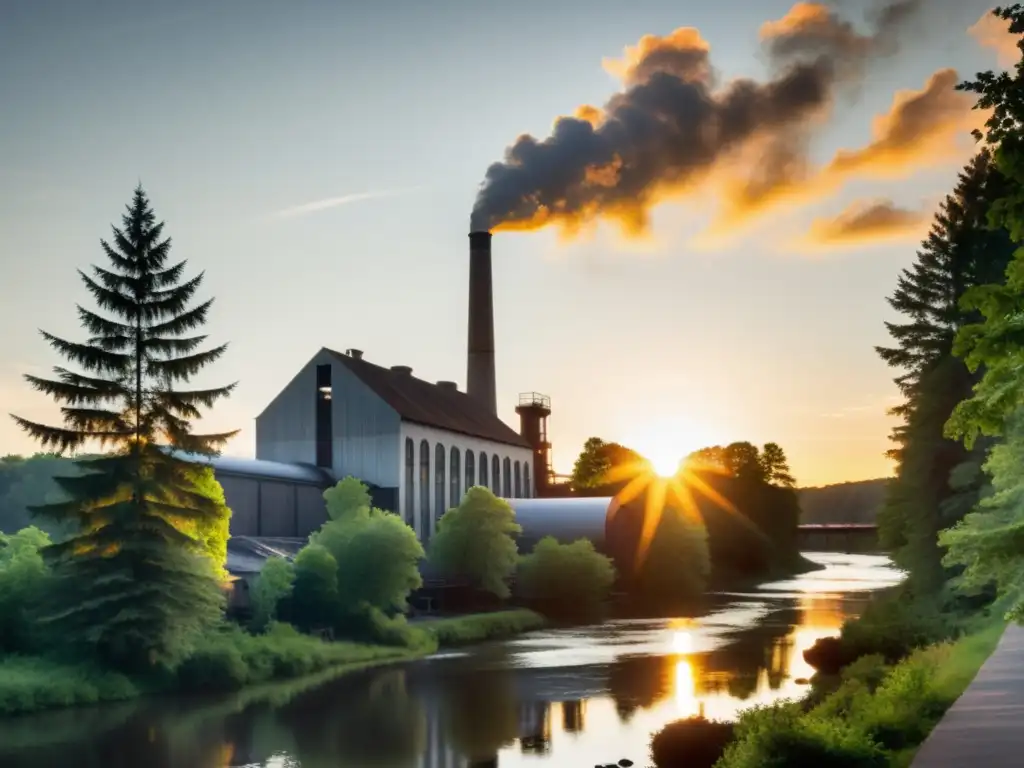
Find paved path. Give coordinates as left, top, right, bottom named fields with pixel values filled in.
left=912, top=624, right=1024, bottom=767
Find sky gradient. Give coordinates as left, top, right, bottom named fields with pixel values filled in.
left=0, top=0, right=1012, bottom=486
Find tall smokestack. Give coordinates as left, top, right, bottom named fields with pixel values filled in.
left=467, top=231, right=497, bottom=414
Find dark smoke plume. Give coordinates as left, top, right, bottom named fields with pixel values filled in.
left=470, top=1, right=922, bottom=235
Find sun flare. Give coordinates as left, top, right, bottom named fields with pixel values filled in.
left=650, top=452, right=682, bottom=478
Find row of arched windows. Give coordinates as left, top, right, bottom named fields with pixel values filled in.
left=403, top=438, right=532, bottom=540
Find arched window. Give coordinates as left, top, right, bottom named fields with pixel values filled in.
left=419, top=439, right=430, bottom=541
left=514, top=461, right=522, bottom=498
left=524, top=463, right=531, bottom=498
left=450, top=447, right=461, bottom=507
left=479, top=452, right=488, bottom=489
left=503, top=457, right=512, bottom=497
left=465, top=450, right=475, bottom=491
left=404, top=438, right=415, bottom=526
left=491, top=454, right=500, bottom=495
left=435, top=443, right=446, bottom=527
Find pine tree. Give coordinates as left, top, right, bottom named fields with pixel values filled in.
left=759, top=442, right=795, bottom=488
left=9, top=186, right=237, bottom=671
left=875, top=150, right=1014, bottom=592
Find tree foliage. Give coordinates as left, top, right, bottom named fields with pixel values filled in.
left=570, top=437, right=646, bottom=489
left=630, top=509, right=710, bottom=601
left=928, top=7, right=1024, bottom=611
left=516, top=536, right=616, bottom=619
left=250, top=556, right=295, bottom=632
left=941, top=411, right=1024, bottom=620
left=7, top=187, right=236, bottom=671
left=428, top=486, right=521, bottom=598
left=0, top=454, right=80, bottom=538
left=874, top=150, right=1015, bottom=592
left=291, top=477, right=425, bottom=637
left=0, top=526, right=53, bottom=653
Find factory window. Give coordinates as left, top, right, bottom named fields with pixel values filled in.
left=479, top=452, right=488, bottom=489
left=315, top=364, right=333, bottom=469
left=435, top=443, right=446, bottom=525
left=514, top=461, right=522, bottom=498
left=465, top=450, right=475, bottom=491
left=491, top=455, right=500, bottom=495
left=450, top=447, right=461, bottom=506
left=420, top=440, right=431, bottom=542
left=404, top=438, right=414, bottom=526
left=503, top=457, right=511, bottom=497
left=524, top=464, right=531, bottom=498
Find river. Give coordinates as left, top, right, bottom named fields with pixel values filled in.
left=0, top=551, right=903, bottom=768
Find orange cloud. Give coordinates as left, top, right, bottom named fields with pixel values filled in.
left=970, top=10, right=1021, bottom=68
left=805, top=199, right=930, bottom=246
left=714, top=68, right=979, bottom=230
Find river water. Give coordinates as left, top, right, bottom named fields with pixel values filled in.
left=0, top=552, right=903, bottom=768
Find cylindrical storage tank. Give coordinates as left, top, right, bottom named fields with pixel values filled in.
left=506, top=497, right=615, bottom=553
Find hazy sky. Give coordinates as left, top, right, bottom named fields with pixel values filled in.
left=0, top=0, right=1012, bottom=486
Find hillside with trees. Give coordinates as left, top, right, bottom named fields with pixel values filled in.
left=797, top=478, right=890, bottom=525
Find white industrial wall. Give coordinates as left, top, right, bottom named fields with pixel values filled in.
left=254, top=348, right=402, bottom=488
left=399, top=421, right=534, bottom=542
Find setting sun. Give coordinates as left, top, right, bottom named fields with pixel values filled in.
left=650, top=453, right=682, bottom=478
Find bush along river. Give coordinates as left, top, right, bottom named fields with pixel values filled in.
left=0, top=551, right=903, bottom=768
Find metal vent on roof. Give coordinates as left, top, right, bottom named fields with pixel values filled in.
left=437, top=380, right=458, bottom=391
left=390, top=365, right=413, bottom=375
left=346, top=348, right=363, bottom=359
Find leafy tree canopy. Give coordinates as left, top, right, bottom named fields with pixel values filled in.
left=428, top=486, right=521, bottom=598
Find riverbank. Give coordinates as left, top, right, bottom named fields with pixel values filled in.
left=649, top=591, right=1005, bottom=768
left=0, top=608, right=545, bottom=717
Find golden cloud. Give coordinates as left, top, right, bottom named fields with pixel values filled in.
left=969, top=10, right=1020, bottom=67
left=806, top=199, right=930, bottom=245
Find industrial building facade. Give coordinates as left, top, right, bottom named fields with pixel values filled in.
left=249, top=346, right=533, bottom=542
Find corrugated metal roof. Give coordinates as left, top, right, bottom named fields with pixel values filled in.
left=326, top=348, right=530, bottom=449
left=179, top=452, right=335, bottom=485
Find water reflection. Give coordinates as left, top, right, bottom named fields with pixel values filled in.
left=0, top=553, right=904, bottom=768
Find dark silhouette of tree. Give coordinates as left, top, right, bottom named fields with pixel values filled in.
left=875, top=150, right=1014, bottom=592
left=570, top=437, right=645, bottom=489
left=759, top=443, right=795, bottom=488
left=8, top=186, right=236, bottom=671
left=723, top=442, right=765, bottom=483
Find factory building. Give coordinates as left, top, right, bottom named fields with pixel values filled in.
left=253, top=345, right=534, bottom=541
left=201, top=230, right=583, bottom=547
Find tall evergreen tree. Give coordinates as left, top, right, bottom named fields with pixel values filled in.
left=9, top=186, right=236, bottom=671
left=876, top=150, right=1014, bottom=592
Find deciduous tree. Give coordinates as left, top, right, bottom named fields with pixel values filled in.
left=428, top=486, right=520, bottom=598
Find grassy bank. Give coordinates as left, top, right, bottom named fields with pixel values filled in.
left=0, top=609, right=545, bottom=717
left=418, top=608, right=545, bottom=646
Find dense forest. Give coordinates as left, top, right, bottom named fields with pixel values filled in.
left=797, top=478, right=890, bottom=525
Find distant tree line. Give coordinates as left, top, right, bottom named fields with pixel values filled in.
left=567, top=437, right=807, bottom=583
left=798, top=479, right=890, bottom=526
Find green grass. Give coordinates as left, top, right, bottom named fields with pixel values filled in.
left=419, top=609, right=545, bottom=647
left=0, top=656, right=140, bottom=716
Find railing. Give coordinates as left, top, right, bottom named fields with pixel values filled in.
left=518, top=392, right=551, bottom=409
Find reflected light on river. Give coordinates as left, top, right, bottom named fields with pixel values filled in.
left=0, top=553, right=905, bottom=768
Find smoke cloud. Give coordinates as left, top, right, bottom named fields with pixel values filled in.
left=717, top=67, right=977, bottom=225
left=470, top=1, right=926, bottom=235
left=807, top=199, right=930, bottom=245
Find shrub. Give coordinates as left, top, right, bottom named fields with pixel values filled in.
left=516, top=537, right=616, bottom=619
left=717, top=703, right=886, bottom=768
left=288, top=544, right=340, bottom=631
left=428, top=486, right=520, bottom=598
left=250, top=556, right=295, bottom=632
left=804, top=593, right=956, bottom=674
left=650, top=716, right=735, bottom=768
left=0, top=656, right=138, bottom=715
left=0, top=526, right=53, bottom=653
